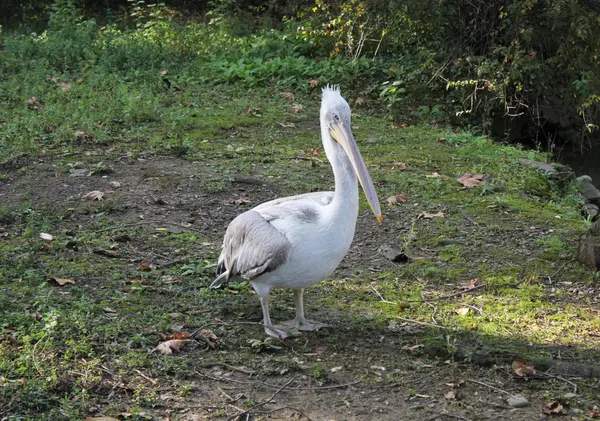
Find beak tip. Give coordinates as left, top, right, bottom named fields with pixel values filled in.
left=376, top=215, right=383, bottom=224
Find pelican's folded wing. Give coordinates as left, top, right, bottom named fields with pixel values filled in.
left=212, top=210, right=292, bottom=287
left=253, top=191, right=333, bottom=211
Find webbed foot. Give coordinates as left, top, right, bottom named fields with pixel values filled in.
left=281, top=318, right=329, bottom=331
left=264, top=325, right=299, bottom=339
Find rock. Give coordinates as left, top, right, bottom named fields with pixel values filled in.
left=581, top=203, right=599, bottom=221
left=590, top=220, right=600, bottom=237
left=577, top=175, right=600, bottom=205
left=366, top=137, right=381, bottom=144
left=577, top=236, right=600, bottom=268
left=519, top=159, right=555, bottom=174
left=507, top=394, right=530, bottom=408
left=378, top=244, right=412, bottom=263
left=519, top=159, right=575, bottom=192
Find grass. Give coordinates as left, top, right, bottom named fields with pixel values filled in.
left=1, top=9, right=600, bottom=421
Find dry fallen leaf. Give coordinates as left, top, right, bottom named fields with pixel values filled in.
left=588, top=411, right=599, bottom=419
left=512, top=360, right=536, bottom=377
left=387, top=194, right=407, bottom=206
left=354, top=97, right=367, bottom=106
left=426, top=172, right=443, bottom=179
left=444, top=389, right=457, bottom=399
left=48, top=277, right=75, bottom=286
left=455, top=307, right=470, bottom=316
left=155, top=339, right=190, bottom=355
left=39, top=232, right=54, bottom=241
left=74, top=131, right=94, bottom=142
left=279, top=91, right=296, bottom=101
left=291, top=103, right=304, bottom=113
left=542, top=401, right=565, bottom=415
left=193, top=329, right=220, bottom=349
left=305, top=147, right=320, bottom=156
left=108, top=181, right=121, bottom=188
left=461, top=278, right=480, bottom=290
left=128, top=278, right=152, bottom=285
left=392, top=162, right=407, bottom=170
left=84, top=417, right=120, bottom=421
left=233, top=198, right=250, bottom=205
left=137, top=263, right=151, bottom=271
left=436, top=137, right=446, bottom=143
left=457, top=172, right=486, bottom=188
left=60, top=82, right=72, bottom=92
left=83, top=190, right=104, bottom=201
left=417, top=211, right=445, bottom=219
left=169, top=332, right=190, bottom=340
left=26, top=97, right=41, bottom=108
left=308, top=79, right=320, bottom=88
left=245, top=105, right=261, bottom=116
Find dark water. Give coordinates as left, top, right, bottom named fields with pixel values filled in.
left=557, top=136, right=600, bottom=188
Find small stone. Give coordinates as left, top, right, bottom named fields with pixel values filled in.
left=582, top=203, right=599, bottom=220
left=507, top=394, right=529, bottom=408
left=578, top=175, right=600, bottom=205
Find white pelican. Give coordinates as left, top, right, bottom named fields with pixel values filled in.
left=212, top=86, right=382, bottom=338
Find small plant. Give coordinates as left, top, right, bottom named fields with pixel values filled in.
left=311, top=362, right=327, bottom=379
left=247, top=337, right=282, bottom=352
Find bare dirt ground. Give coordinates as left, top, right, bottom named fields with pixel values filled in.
left=2, top=151, right=599, bottom=421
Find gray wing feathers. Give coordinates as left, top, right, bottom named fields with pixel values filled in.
left=212, top=211, right=291, bottom=287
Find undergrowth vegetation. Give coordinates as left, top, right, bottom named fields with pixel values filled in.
left=3, top=0, right=598, bottom=164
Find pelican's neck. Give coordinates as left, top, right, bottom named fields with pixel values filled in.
left=321, top=127, right=359, bottom=218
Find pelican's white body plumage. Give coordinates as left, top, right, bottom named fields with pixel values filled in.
left=212, top=86, right=381, bottom=338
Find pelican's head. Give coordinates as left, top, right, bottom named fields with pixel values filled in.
left=320, top=86, right=382, bottom=223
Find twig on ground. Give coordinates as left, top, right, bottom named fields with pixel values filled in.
left=369, top=284, right=395, bottom=304
left=194, top=370, right=360, bottom=391
left=93, top=220, right=204, bottom=234
left=134, top=369, right=157, bottom=385
left=402, top=284, right=487, bottom=303
left=540, top=372, right=578, bottom=393
left=549, top=259, right=576, bottom=281
left=218, top=387, right=246, bottom=412
left=427, top=413, right=471, bottom=421
left=198, top=362, right=256, bottom=375
left=425, top=301, right=439, bottom=325
left=467, top=379, right=517, bottom=399
left=226, top=376, right=298, bottom=421
left=299, top=380, right=360, bottom=390
left=260, top=406, right=314, bottom=420
left=394, top=317, right=447, bottom=330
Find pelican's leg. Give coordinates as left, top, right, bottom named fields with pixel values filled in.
left=259, top=295, right=296, bottom=339
left=282, top=289, right=329, bottom=331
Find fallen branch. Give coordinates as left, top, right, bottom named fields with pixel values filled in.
left=93, top=220, right=204, bottom=234
left=394, top=317, right=447, bottom=330
left=226, top=376, right=298, bottom=421
left=195, top=370, right=360, bottom=391
left=402, top=284, right=487, bottom=303
left=369, top=284, right=395, bottom=304
left=466, top=379, right=518, bottom=399
left=198, top=362, right=256, bottom=375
